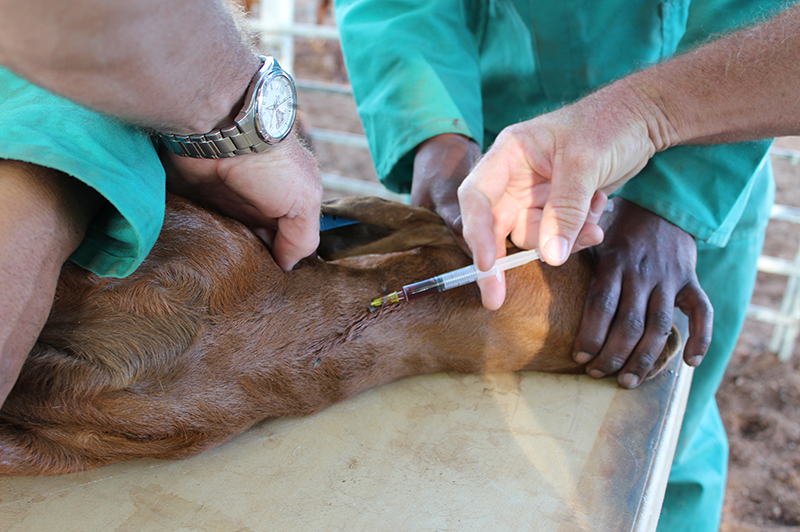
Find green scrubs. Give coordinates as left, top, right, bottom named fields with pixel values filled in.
left=334, top=0, right=780, bottom=529
left=0, top=66, right=165, bottom=277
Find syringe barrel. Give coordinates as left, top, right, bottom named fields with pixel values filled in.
left=400, top=264, right=479, bottom=302
left=391, top=250, right=540, bottom=305
left=436, top=265, right=479, bottom=290
left=401, top=277, right=443, bottom=300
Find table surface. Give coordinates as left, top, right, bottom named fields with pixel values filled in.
left=0, top=322, right=691, bottom=532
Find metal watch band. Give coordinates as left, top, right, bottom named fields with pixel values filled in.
left=157, top=55, right=294, bottom=159
left=158, top=121, right=270, bottom=159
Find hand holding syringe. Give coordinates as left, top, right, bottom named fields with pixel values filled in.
left=370, top=248, right=542, bottom=308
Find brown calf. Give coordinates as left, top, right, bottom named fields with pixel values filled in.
left=0, top=193, right=680, bottom=476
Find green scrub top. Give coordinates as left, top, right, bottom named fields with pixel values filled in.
left=335, top=0, right=781, bottom=247
left=0, top=67, right=165, bottom=277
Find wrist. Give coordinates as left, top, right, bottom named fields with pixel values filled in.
left=412, top=134, right=481, bottom=209
left=163, top=54, right=261, bottom=136
left=209, top=54, right=262, bottom=132
left=611, top=72, right=683, bottom=153
left=157, top=55, right=298, bottom=159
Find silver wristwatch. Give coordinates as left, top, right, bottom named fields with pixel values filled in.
left=157, top=56, right=297, bottom=158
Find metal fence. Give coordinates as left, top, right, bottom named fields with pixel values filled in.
left=252, top=1, right=800, bottom=362
left=748, top=151, right=800, bottom=361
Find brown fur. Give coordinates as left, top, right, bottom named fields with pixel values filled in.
left=0, top=193, right=680, bottom=476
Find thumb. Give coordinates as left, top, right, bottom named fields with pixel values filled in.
left=271, top=203, right=321, bottom=271
left=272, top=221, right=320, bottom=271
left=538, top=166, right=596, bottom=266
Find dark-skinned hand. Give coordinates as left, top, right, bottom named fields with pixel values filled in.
left=412, top=133, right=482, bottom=253
left=573, top=197, right=714, bottom=388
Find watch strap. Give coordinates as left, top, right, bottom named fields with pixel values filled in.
left=158, top=121, right=270, bottom=159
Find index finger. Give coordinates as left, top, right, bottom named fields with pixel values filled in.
left=458, top=185, right=499, bottom=272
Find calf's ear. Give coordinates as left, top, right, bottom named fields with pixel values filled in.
left=646, top=325, right=683, bottom=380
left=318, top=196, right=455, bottom=260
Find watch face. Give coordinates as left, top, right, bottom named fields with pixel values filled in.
left=255, top=74, right=296, bottom=142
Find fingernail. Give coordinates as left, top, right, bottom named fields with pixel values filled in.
left=620, top=373, right=640, bottom=388
left=588, top=369, right=605, bottom=379
left=543, top=236, right=569, bottom=264
left=688, top=355, right=703, bottom=367
left=574, top=352, right=594, bottom=364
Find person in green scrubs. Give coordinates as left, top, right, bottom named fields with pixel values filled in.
left=333, top=0, right=781, bottom=528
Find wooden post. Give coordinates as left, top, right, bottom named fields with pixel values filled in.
left=258, top=0, right=295, bottom=74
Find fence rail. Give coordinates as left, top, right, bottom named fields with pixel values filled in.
left=748, top=165, right=800, bottom=361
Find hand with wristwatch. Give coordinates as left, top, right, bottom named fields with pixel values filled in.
left=156, top=55, right=323, bottom=272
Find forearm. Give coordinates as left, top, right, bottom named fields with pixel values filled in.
left=0, top=0, right=258, bottom=134
left=625, top=4, right=800, bottom=148
left=0, top=161, right=101, bottom=406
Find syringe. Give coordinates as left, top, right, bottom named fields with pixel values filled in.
left=370, top=248, right=542, bottom=308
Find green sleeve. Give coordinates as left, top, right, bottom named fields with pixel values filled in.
left=335, top=0, right=484, bottom=193
left=616, top=0, right=782, bottom=246
left=615, top=143, right=772, bottom=246
left=0, top=67, right=165, bottom=277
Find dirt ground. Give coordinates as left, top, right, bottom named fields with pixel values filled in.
left=285, top=9, right=800, bottom=528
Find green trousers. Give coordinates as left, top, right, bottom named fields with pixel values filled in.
left=658, top=168, right=774, bottom=531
